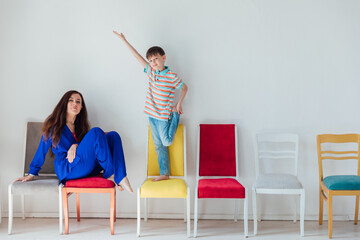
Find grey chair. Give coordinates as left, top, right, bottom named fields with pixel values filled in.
left=8, top=122, right=63, bottom=234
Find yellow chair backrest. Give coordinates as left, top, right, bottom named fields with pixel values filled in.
left=147, top=124, right=184, bottom=176
left=317, top=134, right=360, bottom=180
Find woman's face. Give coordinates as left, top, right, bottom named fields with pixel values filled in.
left=67, top=93, right=82, bottom=117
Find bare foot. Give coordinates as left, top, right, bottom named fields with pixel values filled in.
left=107, top=174, right=123, bottom=191
left=152, top=175, right=170, bottom=181
left=119, top=177, right=134, bottom=194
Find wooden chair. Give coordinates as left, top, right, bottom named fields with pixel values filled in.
left=317, top=134, right=360, bottom=238
left=61, top=175, right=116, bottom=234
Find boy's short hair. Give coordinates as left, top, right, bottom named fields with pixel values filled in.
left=146, top=46, right=165, bottom=59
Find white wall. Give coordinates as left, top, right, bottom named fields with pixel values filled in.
left=1, top=0, right=360, bottom=220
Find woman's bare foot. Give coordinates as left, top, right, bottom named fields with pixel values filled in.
left=119, top=177, right=134, bottom=193
left=107, top=174, right=124, bottom=191
left=152, top=175, right=170, bottom=181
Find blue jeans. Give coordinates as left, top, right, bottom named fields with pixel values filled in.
left=149, top=112, right=180, bottom=176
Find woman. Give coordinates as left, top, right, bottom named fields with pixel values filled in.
left=15, top=90, right=133, bottom=193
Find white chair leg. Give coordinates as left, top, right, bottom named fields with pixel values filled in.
left=21, top=194, right=25, bottom=220
left=59, top=184, right=63, bottom=234
left=187, top=187, right=190, bottom=238
left=194, top=191, right=198, bottom=237
left=294, top=195, right=298, bottom=223
left=184, top=198, right=186, bottom=223
left=257, top=193, right=261, bottom=222
left=8, top=184, right=13, bottom=235
left=244, top=188, right=248, bottom=238
left=252, top=188, right=257, bottom=235
left=144, top=198, right=148, bottom=222
left=137, top=188, right=141, bottom=237
left=300, top=189, right=305, bottom=237
left=234, top=199, right=238, bottom=222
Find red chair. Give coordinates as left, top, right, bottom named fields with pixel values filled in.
left=194, top=124, right=248, bottom=237
left=62, top=175, right=116, bottom=234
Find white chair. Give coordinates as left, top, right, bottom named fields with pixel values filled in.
left=252, top=133, right=305, bottom=236
left=8, top=122, right=63, bottom=234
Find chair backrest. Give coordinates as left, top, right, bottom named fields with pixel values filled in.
left=317, top=134, right=360, bottom=181
left=24, top=122, right=56, bottom=175
left=197, top=124, right=238, bottom=177
left=147, top=124, right=186, bottom=177
left=255, top=133, right=299, bottom=178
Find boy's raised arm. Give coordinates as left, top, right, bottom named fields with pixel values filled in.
left=113, top=31, right=148, bottom=68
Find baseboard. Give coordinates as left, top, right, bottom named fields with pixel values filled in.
left=2, top=212, right=355, bottom=221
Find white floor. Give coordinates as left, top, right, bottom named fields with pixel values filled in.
left=1, top=218, right=360, bottom=240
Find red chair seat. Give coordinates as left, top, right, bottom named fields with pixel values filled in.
left=65, top=175, right=114, bottom=188
left=198, top=178, right=245, bottom=199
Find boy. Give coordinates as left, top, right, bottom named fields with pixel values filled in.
left=114, top=31, right=188, bottom=181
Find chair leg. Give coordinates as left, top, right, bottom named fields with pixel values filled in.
left=62, top=188, right=69, bottom=235
left=252, top=189, right=257, bottom=235
left=114, top=190, right=116, bottom=222
left=294, top=195, right=298, bottom=223
left=234, top=199, right=238, bottom=222
left=8, top=185, right=13, bottom=235
left=187, top=187, right=190, bottom=238
left=300, top=189, right=305, bottom=237
left=319, top=187, right=323, bottom=225
left=257, top=194, right=261, bottom=222
left=110, top=189, right=115, bottom=235
left=328, top=193, right=333, bottom=238
left=21, top=194, right=25, bottom=220
left=244, top=188, right=248, bottom=238
left=137, top=188, right=141, bottom=237
left=355, top=195, right=359, bottom=225
left=194, top=191, right=198, bottom=238
left=144, top=197, right=148, bottom=222
left=76, top=193, right=80, bottom=222
left=184, top=198, right=186, bottom=223
left=59, top=185, right=63, bottom=234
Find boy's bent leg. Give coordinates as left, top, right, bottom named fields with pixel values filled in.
left=159, top=112, right=180, bottom=146
left=149, top=118, right=170, bottom=180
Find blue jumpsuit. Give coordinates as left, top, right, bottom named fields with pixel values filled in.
left=29, top=126, right=127, bottom=185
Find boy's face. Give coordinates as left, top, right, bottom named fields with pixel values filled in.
left=148, top=54, right=166, bottom=71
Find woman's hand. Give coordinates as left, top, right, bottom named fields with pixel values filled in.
left=67, top=144, right=78, bottom=163
left=13, top=175, right=34, bottom=183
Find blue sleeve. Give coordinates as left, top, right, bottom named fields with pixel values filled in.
left=29, top=134, right=52, bottom=175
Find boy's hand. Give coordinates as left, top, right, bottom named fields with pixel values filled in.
left=113, top=31, right=126, bottom=41
left=113, top=31, right=148, bottom=68
left=172, top=103, right=183, bottom=114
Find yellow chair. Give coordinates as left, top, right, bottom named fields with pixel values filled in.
left=317, top=134, right=360, bottom=238
left=137, top=124, right=190, bottom=237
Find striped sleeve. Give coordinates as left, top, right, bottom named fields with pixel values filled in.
left=173, top=75, right=184, bottom=89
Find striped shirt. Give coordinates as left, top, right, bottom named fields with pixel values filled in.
left=144, top=63, right=184, bottom=121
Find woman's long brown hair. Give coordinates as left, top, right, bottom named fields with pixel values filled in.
left=42, top=90, right=90, bottom=147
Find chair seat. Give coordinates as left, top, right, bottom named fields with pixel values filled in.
left=140, top=178, right=187, bottom=198
left=65, top=175, right=114, bottom=188
left=323, top=175, right=360, bottom=190
left=11, top=177, right=60, bottom=195
left=253, top=174, right=303, bottom=189
left=198, top=178, right=245, bottom=199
